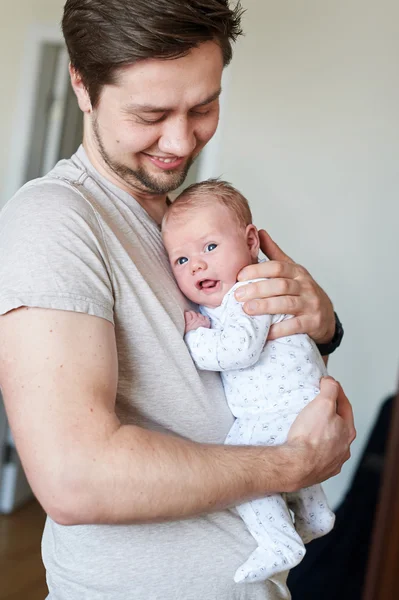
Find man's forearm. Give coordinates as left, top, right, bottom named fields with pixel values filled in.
left=59, top=424, right=298, bottom=526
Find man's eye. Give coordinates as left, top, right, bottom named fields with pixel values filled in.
left=191, top=109, right=210, bottom=117
left=137, top=115, right=166, bottom=125
left=177, top=257, right=188, bottom=265
left=205, top=243, right=217, bottom=252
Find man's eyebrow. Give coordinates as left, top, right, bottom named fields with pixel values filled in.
left=194, top=88, right=222, bottom=108
left=122, top=88, right=222, bottom=114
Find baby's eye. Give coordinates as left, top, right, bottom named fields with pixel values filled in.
left=205, top=243, right=217, bottom=253
left=177, top=257, right=188, bottom=265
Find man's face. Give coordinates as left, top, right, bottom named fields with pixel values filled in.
left=86, top=41, right=223, bottom=198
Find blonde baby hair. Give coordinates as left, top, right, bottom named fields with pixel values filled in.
left=162, top=178, right=253, bottom=231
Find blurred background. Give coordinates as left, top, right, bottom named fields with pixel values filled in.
left=0, top=0, right=398, bottom=598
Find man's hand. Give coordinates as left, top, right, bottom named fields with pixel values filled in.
left=286, top=377, right=356, bottom=490
left=235, top=229, right=335, bottom=344
left=184, top=310, right=211, bottom=334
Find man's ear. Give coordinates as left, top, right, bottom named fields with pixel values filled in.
left=69, top=64, right=92, bottom=114
left=245, top=225, right=260, bottom=261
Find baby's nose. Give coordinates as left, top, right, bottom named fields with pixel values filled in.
left=192, top=260, right=207, bottom=274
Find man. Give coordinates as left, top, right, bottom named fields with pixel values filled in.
left=0, top=1, right=354, bottom=599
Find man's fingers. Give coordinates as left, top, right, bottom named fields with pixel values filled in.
left=267, top=316, right=308, bottom=340
left=243, top=296, right=304, bottom=318
left=235, top=278, right=301, bottom=302
left=318, top=378, right=356, bottom=444
left=317, top=377, right=341, bottom=410
left=258, top=229, right=294, bottom=264
left=335, top=449, right=352, bottom=475
left=238, top=259, right=301, bottom=282
left=335, top=383, right=356, bottom=442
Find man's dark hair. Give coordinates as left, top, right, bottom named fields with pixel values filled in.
left=62, top=0, right=244, bottom=107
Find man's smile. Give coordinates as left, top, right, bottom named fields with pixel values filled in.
left=143, top=153, right=186, bottom=170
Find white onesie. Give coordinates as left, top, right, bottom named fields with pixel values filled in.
left=185, top=279, right=335, bottom=584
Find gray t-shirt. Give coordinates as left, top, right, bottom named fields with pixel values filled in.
left=0, top=147, right=290, bottom=600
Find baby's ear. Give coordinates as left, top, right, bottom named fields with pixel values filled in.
left=245, top=225, right=260, bottom=261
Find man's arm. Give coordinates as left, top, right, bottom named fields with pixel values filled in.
left=0, top=308, right=355, bottom=526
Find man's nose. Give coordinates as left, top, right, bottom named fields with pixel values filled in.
left=192, top=259, right=207, bottom=274
left=158, top=116, right=196, bottom=157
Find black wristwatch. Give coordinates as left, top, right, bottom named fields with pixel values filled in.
left=316, top=312, right=344, bottom=356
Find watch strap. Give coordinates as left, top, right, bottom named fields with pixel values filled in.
left=316, top=312, right=344, bottom=356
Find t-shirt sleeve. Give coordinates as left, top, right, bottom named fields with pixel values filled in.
left=0, top=178, right=114, bottom=324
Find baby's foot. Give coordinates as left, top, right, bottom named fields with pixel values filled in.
left=234, top=543, right=305, bottom=583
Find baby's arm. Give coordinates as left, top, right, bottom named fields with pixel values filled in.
left=185, top=294, right=273, bottom=372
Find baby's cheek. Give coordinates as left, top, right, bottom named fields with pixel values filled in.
left=181, top=278, right=199, bottom=304
left=175, top=272, right=188, bottom=293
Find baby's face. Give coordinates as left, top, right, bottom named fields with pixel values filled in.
left=163, top=203, right=257, bottom=307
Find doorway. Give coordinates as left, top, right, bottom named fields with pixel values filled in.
left=0, top=30, right=83, bottom=514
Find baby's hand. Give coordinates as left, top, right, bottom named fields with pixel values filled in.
left=184, top=310, right=211, bottom=333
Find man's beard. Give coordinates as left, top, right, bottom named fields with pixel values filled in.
left=93, top=117, right=194, bottom=195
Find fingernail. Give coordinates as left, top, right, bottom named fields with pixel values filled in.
left=235, top=288, right=246, bottom=300
left=246, top=300, right=259, bottom=312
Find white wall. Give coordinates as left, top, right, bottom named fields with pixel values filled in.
left=0, top=0, right=64, bottom=207
left=208, top=0, right=399, bottom=506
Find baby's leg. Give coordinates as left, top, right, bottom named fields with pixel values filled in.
left=226, top=417, right=305, bottom=583
left=234, top=494, right=306, bottom=583
left=286, top=485, right=335, bottom=544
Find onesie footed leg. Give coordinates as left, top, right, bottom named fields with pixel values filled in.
left=234, top=496, right=306, bottom=583
left=286, top=486, right=335, bottom=544
left=293, top=508, right=335, bottom=544
left=234, top=538, right=305, bottom=583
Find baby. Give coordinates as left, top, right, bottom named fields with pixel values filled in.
left=162, top=179, right=335, bottom=584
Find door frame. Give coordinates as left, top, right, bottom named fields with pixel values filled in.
left=3, top=24, right=64, bottom=204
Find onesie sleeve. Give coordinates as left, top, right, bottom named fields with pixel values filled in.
left=0, top=178, right=114, bottom=323
left=184, top=287, right=273, bottom=371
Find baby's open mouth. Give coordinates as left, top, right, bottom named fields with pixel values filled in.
left=196, top=279, right=219, bottom=290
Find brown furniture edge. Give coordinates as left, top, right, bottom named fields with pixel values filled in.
left=363, top=386, right=399, bottom=600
